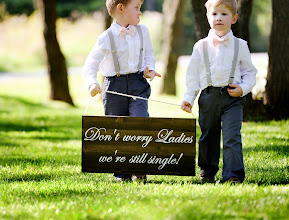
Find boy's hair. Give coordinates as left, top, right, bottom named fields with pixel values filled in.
left=205, top=0, right=238, bottom=15
left=106, top=0, right=144, bottom=17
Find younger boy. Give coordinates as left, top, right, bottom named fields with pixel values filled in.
left=181, top=0, right=257, bottom=183
left=82, top=0, right=160, bottom=182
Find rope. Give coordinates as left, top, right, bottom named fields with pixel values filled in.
left=83, top=90, right=194, bottom=117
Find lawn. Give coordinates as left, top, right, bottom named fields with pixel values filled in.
left=0, top=69, right=289, bottom=220
left=1, top=11, right=289, bottom=220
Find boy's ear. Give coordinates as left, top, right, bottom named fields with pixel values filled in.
left=116, top=3, right=125, bottom=14
left=232, top=14, right=238, bottom=24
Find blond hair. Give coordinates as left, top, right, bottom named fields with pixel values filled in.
left=106, top=0, right=144, bottom=17
left=205, top=0, right=238, bottom=15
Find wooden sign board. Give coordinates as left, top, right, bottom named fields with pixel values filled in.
left=82, top=116, right=196, bottom=176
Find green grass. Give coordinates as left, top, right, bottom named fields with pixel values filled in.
left=0, top=11, right=288, bottom=220
left=1, top=69, right=289, bottom=219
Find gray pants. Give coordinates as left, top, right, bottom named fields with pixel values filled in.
left=198, top=86, right=246, bottom=181
left=102, top=71, right=151, bottom=117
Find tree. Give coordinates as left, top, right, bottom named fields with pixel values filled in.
left=161, top=0, right=185, bottom=95
left=232, top=0, right=253, bottom=48
left=231, top=0, right=267, bottom=121
left=146, top=0, right=156, bottom=11
left=191, top=0, right=210, bottom=40
left=264, top=0, right=289, bottom=120
left=35, top=0, right=74, bottom=105
left=103, top=7, right=112, bottom=30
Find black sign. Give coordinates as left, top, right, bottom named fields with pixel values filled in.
left=82, top=116, right=196, bottom=176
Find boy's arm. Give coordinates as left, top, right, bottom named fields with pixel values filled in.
left=140, top=25, right=158, bottom=77
left=183, top=44, right=201, bottom=108
left=81, top=35, right=107, bottom=90
left=238, top=41, right=258, bottom=96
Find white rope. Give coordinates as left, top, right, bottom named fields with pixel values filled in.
left=83, top=97, right=93, bottom=115
left=83, top=90, right=194, bottom=117
left=106, top=90, right=181, bottom=107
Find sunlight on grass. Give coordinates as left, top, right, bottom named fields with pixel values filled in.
left=1, top=70, right=289, bottom=219
left=0, top=10, right=288, bottom=220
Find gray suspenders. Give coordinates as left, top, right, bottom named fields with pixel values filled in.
left=107, top=25, right=144, bottom=76
left=203, top=37, right=239, bottom=86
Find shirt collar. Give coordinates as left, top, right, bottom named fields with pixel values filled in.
left=208, top=29, right=234, bottom=44
left=110, top=21, right=135, bottom=36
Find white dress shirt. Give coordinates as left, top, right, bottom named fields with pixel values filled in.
left=184, top=29, right=257, bottom=106
left=81, top=22, right=156, bottom=89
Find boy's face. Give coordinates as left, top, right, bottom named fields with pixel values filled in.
left=122, top=0, right=142, bottom=26
left=207, top=4, right=238, bottom=37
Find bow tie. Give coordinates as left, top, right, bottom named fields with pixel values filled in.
left=120, top=26, right=135, bottom=37
left=213, top=36, right=230, bottom=47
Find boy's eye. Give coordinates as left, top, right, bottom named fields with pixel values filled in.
left=212, top=13, right=217, bottom=15
left=222, top=13, right=227, bottom=16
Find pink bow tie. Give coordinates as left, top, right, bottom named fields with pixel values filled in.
left=120, top=26, right=135, bottom=37
left=213, top=36, right=230, bottom=47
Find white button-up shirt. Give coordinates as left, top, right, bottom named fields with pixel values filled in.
left=184, top=29, right=257, bottom=106
left=81, top=22, right=156, bottom=89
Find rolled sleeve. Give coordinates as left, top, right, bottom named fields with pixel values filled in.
left=238, top=42, right=258, bottom=96
left=141, top=25, right=156, bottom=71
left=184, top=45, right=201, bottom=106
left=81, top=34, right=108, bottom=89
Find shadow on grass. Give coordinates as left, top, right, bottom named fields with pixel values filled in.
left=0, top=121, right=49, bottom=132
left=0, top=155, right=79, bottom=169
left=245, top=166, right=289, bottom=185
left=1, top=173, right=57, bottom=182
left=0, top=94, right=46, bottom=109
left=244, top=144, right=289, bottom=156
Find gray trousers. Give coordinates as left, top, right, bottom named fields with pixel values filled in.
left=102, top=71, right=151, bottom=117
left=198, top=86, right=246, bottom=181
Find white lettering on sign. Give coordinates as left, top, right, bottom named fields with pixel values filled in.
left=147, top=153, right=184, bottom=170
left=122, top=135, right=153, bottom=148
left=155, top=129, right=194, bottom=144
left=84, top=127, right=113, bottom=141
left=84, top=127, right=194, bottom=147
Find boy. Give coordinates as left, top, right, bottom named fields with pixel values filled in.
left=82, top=0, right=160, bottom=182
left=181, top=0, right=257, bottom=183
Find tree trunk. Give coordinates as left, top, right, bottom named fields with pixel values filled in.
left=231, top=0, right=265, bottom=121
left=231, top=0, right=253, bottom=48
left=104, top=8, right=112, bottom=30
left=146, top=0, right=156, bottom=11
left=265, top=0, right=289, bottom=120
left=161, top=0, right=185, bottom=95
left=191, top=0, right=210, bottom=40
left=37, top=0, right=74, bottom=105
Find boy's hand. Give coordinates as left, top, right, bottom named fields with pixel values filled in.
left=89, top=83, right=102, bottom=97
left=181, top=101, right=192, bottom=113
left=227, top=84, right=243, bottom=97
left=144, top=66, right=161, bottom=81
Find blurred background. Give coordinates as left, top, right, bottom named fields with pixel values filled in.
left=0, top=0, right=288, bottom=120
left=0, top=0, right=271, bottom=72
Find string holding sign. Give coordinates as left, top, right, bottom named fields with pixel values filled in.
left=83, top=90, right=194, bottom=117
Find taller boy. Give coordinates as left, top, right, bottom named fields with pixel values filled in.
left=181, top=0, right=257, bottom=183
left=82, top=0, right=160, bottom=181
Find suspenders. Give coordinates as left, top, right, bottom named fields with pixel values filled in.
left=203, top=37, right=239, bottom=86
left=107, top=25, right=144, bottom=77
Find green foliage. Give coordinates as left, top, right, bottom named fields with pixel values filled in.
left=56, top=0, right=105, bottom=17
left=0, top=71, right=289, bottom=219
left=249, top=0, right=272, bottom=52
left=2, top=0, right=34, bottom=15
